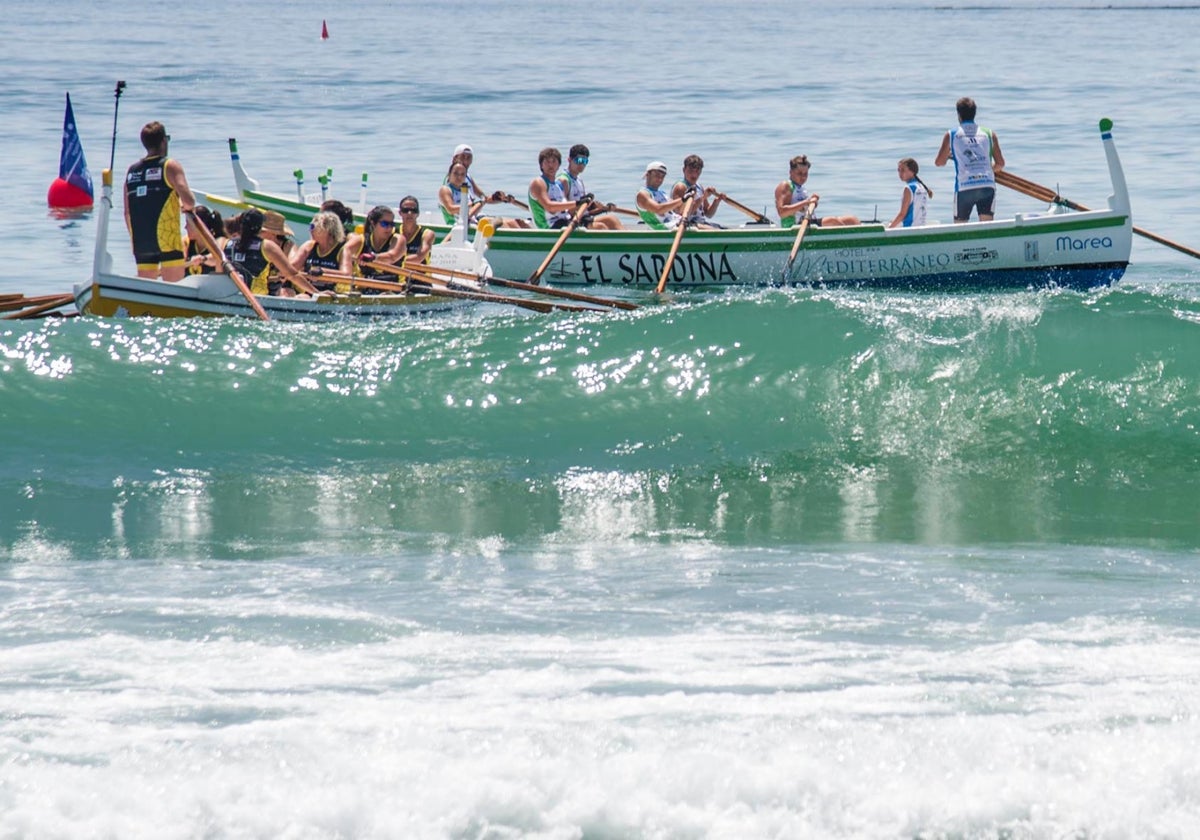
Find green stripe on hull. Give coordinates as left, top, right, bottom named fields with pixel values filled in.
left=486, top=214, right=1130, bottom=256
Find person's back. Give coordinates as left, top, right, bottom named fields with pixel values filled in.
left=125, top=121, right=195, bottom=282
left=184, top=205, right=225, bottom=274
left=224, top=209, right=272, bottom=295
left=934, top=96, right=1005, bottom=222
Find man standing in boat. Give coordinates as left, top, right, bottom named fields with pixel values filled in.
left=124, top=121, right=196, bottom=282
left=935, top=97, right=1005, bottom=223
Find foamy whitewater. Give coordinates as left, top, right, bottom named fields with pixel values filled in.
left=4, top=0, right=1200, bottom=836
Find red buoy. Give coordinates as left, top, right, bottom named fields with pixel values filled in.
left=48, top=92, right=93, bottom=210
left=47, top=178, right=94, bottom=210
left=321, top=19, right=329, bottom=39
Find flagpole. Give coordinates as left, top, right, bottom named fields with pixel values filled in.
left=108, top=80, right=125, bottom=173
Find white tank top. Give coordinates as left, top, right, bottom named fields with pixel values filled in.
left=950, top=122, right=996, bottom=191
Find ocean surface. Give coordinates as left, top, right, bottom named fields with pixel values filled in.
left=4, top=1, right=1200, bottom=837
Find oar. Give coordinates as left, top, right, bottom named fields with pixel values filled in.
left=401, top=261, right=636, bottom=310
left=0, top=293, right=75, bottom=314
left=656, top=195, right=696, bottom=294
left=0, top=293, right=75, bottom=320
left=720, top=193, right=772, bottom=225
left=996, top=170, right=1200, bottom=261
left=324, top=266, right=587, bottom=314
left=495, top=192, right=530, bottom=211
left=186, top=210, right=271, bottom=322
left=487, top=275, right=638, bottom=310
left=529, top=203, right=590, bottom=285
left=783, top=198, right=818, bottom=282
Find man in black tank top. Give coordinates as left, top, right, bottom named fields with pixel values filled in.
left=124, top=121, right=195, bottom=282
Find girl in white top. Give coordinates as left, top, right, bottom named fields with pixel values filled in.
left=888, top=158, right=933, bottom=229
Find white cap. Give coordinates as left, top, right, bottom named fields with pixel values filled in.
left=645, top=160, right=668, bottom=174
left=454, top=144, right=473, bottom=156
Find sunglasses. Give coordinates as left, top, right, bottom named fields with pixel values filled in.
left=308, top=223, right=316, bottom=230
left=573, top=156, right=589, bottom=165
left=399, top=207, right=419, bottom=214
left=377, top=219, right=395, bottom=227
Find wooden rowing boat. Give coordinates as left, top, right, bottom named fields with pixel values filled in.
left=197, top=138, right=455, bottom=235
left=74, top=170, right=467, bottom=322
left=479, top=120, right=1132, bottom=290
left=204, top=119, right=1132, bottom=292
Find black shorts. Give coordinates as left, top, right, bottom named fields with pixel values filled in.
left=955, top=187, right=996, bottom=221
left=549, top=217, right=571, bottom=230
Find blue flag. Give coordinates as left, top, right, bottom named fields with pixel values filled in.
left=59, top=92, right=93, bottom=199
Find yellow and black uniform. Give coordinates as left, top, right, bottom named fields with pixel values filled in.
left=224, top=236, right=271, bottom=296
left=306, top=241, right=346, bottom=291
left=357, top=231, right=398, bottom=279
left=403, top=225, right=433, bottom=265
left=185, top=238, right=216, bottom=276
left=126, top=154, right=185, bottom=271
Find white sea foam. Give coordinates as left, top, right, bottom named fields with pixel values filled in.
left=3, top=593, right=1200, bottom=838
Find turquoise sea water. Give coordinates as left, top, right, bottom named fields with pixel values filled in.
left=4, top=1, right=1200, bottom=837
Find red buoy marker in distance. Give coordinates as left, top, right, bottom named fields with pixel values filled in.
left=48, top=92, right=94, bottom=210
left=321, top=20, right=329, bottom=40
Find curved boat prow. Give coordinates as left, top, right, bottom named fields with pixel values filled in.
left=1101, top=118, right=1131, bottom=217
left=430, top=215, right=493, bottom=277
left=91, top=169, right=114, bottom=279
left=74, top=168, right=114, bottom=311
left=228, top=138, right=260, bottom=196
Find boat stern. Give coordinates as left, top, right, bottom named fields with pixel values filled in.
left=1100, top=118, right=1132, bottom=218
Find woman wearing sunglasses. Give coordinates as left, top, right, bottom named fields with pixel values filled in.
left=397, top=196, right=436, bottom=266
left=348, top=205, right=407, bottom=282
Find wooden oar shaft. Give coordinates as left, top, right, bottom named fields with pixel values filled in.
left=0, top=293, right=75, bottom=320
left=1128, top=226, right=1200, bottom=259
left=0, top=293, right=73, bottom=313
left=721, top=194, right=771, bottom=224
left=486, top=276, right=638, bottom=310
left=996, top=170, right=1200, bottom=260
left=399, top=261, right=637, bottom=310
left=356, top=263, right=590, bottom=313
left=529, top=203, right=590, bottom=285
left=656, top=196, right=695, bottom=294
left=187, top=210, right=271, bottom=322
left=787, top=199, right=818, bottom=266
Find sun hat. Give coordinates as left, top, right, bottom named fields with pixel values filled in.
left=260, top=210, right=294, bottom=238
left=645, top=160, right=668, bottom=174
left=454, top=144, right=473, bottom=156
